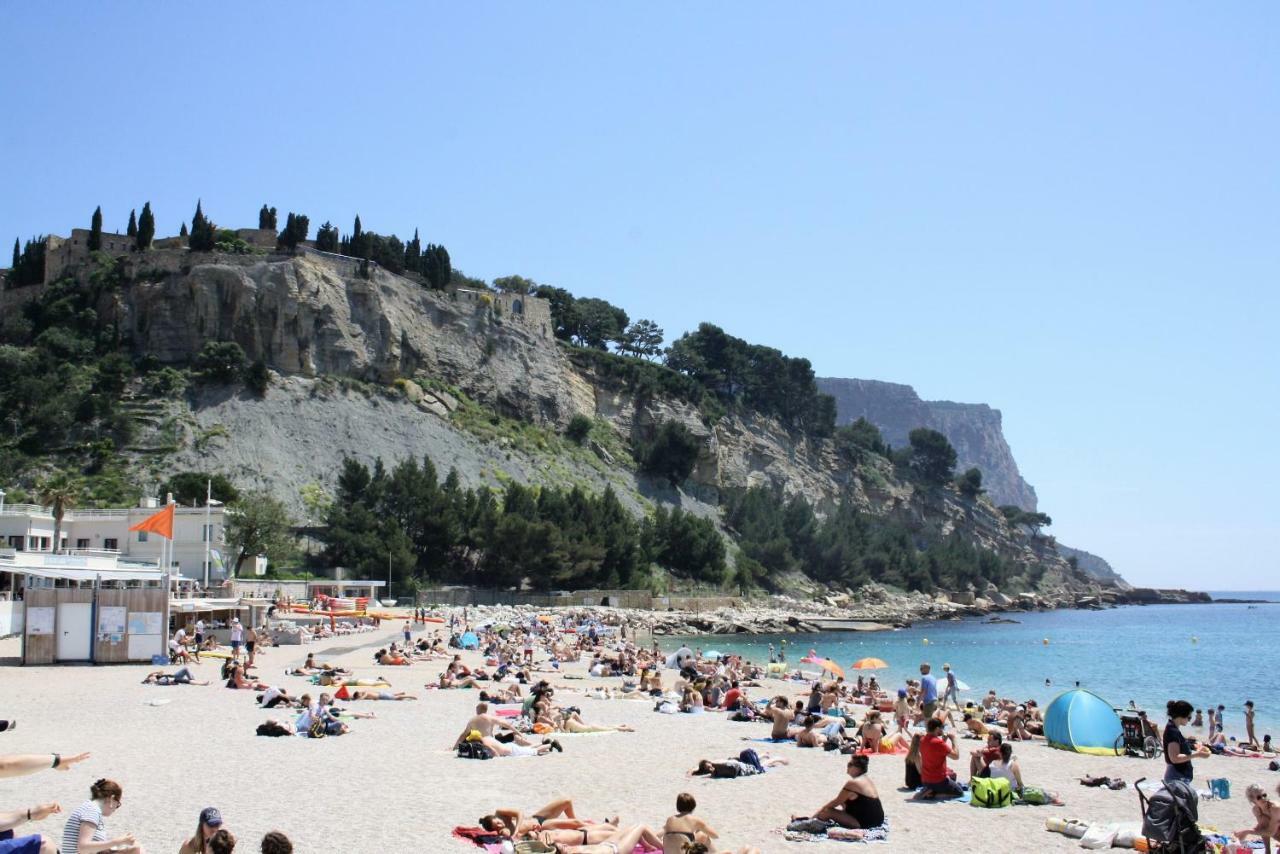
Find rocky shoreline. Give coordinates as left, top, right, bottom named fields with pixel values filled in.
left=454, top=584, right=1212, bottom=637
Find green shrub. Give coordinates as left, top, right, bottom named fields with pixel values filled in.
left=565, top=414, right=592, bottom=444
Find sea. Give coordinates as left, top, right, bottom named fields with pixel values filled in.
left=665, top=591, right=1280, bottom=738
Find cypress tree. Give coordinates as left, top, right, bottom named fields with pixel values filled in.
left=189, top=200, right=215, bottom=252
left=11, top=237, right=18, bottom=270
left=180, top=222, right=189, bottom=238
left=126, top=210, right=138, bottom=238
left=136, top=202, right=155, bottom=250
left=89, top=206, right=103, bottom=251
left=259, top=204, right=277, bottom=230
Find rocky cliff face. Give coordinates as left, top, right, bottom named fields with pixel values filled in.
left=816, top=377, right=1039, bottom=511
left=1056, top=544, right=1129, bottom=589
left=91, top=249, right=1097, bottom=590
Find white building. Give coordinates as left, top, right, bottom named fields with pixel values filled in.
left=0, top=497, right=228, bottom=591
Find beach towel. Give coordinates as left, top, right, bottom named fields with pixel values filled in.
left=748, top=736, right=794, bottom=743
left=782, top=819, right=890, bottom=844
left=909, top=787, right=972, bottom=805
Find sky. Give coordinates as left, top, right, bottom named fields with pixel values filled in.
left=1, top=3, right=1276, bottom=589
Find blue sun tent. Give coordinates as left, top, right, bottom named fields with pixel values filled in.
left=460, top=631, right=479, bottom=649
left=1044, top=689, right=1123, bottom=756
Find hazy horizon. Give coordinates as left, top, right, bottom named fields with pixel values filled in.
left=2, top=3, right=1276, bottom=589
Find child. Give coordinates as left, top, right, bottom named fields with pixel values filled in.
left=1235, top=783, right=1280, bottom=851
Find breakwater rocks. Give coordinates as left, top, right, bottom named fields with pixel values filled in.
left=453, top=584, right=1212, bottom=637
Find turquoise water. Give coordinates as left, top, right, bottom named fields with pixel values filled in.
left=667, top=600, right=1280, bottom=737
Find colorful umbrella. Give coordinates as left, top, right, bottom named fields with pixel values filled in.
left=851, top=657, right=888, bottom=670
left=816, top=659, right=845, bottom=679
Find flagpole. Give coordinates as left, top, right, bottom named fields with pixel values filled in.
left=204, top=479, right=211, bottom=592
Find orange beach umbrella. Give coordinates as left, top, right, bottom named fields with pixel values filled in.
left=850, top=657, right=888, bottom=670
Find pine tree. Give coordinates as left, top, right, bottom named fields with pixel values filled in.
left=136, top=202, right=155, bottom=250
left=259, top=204, right=278, bottom=230
left=126, top=210, right=138, bottom=239
left=315, top=221, right=339, bottom=253
left=89, top=206, right=103, bottom=251
left=189, top=200, right=216, bottom=252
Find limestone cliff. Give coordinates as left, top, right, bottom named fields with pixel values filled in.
left=76, top=248, right=1099, bottom=591
left=816, top=377, right=1039, bottom=511
left=1057, top=544, right=1129, bottom=589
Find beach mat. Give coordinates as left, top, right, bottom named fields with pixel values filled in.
left=782, top=819, right=890, bottom=844
left=908, top=787, right=972, bottom=805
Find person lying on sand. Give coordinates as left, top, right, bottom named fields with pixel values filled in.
left=690, top=750, right=788, bottom=778
left=963, top=713, right=989, bottom=738
left=225, top=664, right=268, bottom=691
left=479, top=734, right=561, bottom=757
left=437, top=662, right=481, bottom=689
left=803, top=755, right=884, bottom=834
left=479, top=798, right=610, bottom=838
left=142, top=668, right=209, bottom=686
left=541, top=824, right=662, bottom=854
left=346, top=690, right=417, bottom=701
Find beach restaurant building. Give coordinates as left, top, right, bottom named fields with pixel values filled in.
left=0, top=496, right=227, bottom=591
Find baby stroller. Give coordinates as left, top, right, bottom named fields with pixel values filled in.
left=1115, top=712, right=1160, bottom=758
left=1136, top=778, right=1206, bottom=853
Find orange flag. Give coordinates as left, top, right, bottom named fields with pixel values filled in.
left=129, top=504, right=174, bottom=540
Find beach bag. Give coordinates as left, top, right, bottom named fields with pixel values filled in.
left=457, top=741, right=493, bottom=760
left=308, top=720, right=327, bottom=739
left=513, top=842, right=554, bottom=854
left=971, top=777, right=1014, bottom=808
left=1209, top=778, right=1230, bottom=799
left=1019, top=786, right=1050, bottom=805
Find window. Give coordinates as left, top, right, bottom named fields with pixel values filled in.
left=202, top=524, right=214, bottom=542
left=103, top=538, right=118, bottom=551
left=7, top=535, right=22, bottom=551
left=76, top=538, right=90, bottom=549
left=138, top=531, right=149, bottom=542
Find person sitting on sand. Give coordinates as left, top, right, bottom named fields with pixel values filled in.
left=438, top=662, right=480, bottom=689
left=259, top=831, right=291, bottom=854
left=660, top=792, right=761, bottom=854
left=1263, top=734, right=1274, bottom=754
left=805, top=754, right=885, bottom=834
left=142, top=667, right=209, bottom=686
left=904, top=733, right=924, bottom=789
left=0, top=802, right=62, bottom=854
left=1236, top=783, right=1280, bottom=851
left=690, top=750, right=788, bottom=778
left=762, top=696, right=795, bottom=740
left=61, top=778, right=143, bottom=854
left=255, top=686, right=297, bottom=709
left=969, top=731, right=1003, bottom=780
left=177, top=806, right=225, bottom=854
left=859, top=712, right=885, bottom=751
left=224, top=664, right=267, bottom=691
left=795, top=716, right=829, bottom=749
left=916, top=718, right=963, bottom=799
left=453, top=703, right=535, bottom=750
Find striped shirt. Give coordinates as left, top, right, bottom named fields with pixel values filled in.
left=61, top=800, right=106, bottom=853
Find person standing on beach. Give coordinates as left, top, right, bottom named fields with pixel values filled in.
left=919, top=663, right=938, bottom=719
left=1216, top=704, right=1227, bottom=739
left=1164, top=699, right=1210, bottom=784
left=229, top=619, right=244, bottom=662
left=941, top=664, right=959, bottom=710
left=1245, top=701, right=1258, bottom=748
left=1207, top=707, right=1217, bottom=738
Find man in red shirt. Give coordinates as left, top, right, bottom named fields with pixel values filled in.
left=722, top=681, right=744, bottom=711
left=918, top=718, right=964, bottom=799
left=969, top=730, right=1004, bottom=780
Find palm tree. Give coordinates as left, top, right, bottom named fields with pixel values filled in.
left=37, top=474, right=82, bottom=554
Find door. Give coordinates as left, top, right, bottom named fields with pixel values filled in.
left=56, top=603, right=92, bottom=661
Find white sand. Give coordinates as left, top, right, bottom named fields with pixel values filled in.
left=0, top=620, right=1270, bottom=853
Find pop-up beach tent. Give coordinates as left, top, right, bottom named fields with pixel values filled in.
left=1044, top=689, right=1123, bottom=756
left=459, top=631, right=480, bottom=649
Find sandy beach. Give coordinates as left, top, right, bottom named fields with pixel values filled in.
left=1, top=616, right=1270, bottom=853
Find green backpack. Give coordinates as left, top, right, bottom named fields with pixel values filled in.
left=971, top=776, right=1014, bottom=808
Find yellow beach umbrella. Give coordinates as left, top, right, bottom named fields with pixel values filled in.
left=851, top=657, right=888, bottom=670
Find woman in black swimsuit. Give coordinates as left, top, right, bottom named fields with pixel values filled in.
left=812, top=755, right=885, bottom=831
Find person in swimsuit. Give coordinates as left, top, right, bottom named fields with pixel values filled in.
left=663, top=793, right=717, bottom=854
left=479, top=799, right=609, bottom=839
left=544, top=824, right=663, bottom=854
left=808, top=755, right=885, bottom=834
left=349, top=690, right=418, bottom=701
left=762, top=696, right=795, bottom=740
left=1236, top=783, right=1280, bottom=850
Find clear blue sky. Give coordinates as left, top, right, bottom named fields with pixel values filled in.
left=2, top=3, right=1276, bottom=589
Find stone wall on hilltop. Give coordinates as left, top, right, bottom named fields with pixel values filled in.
left=816, top=377, right=1039, bottom=511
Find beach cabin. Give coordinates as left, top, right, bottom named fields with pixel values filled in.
left=2, top=549, right=171, bottom=665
